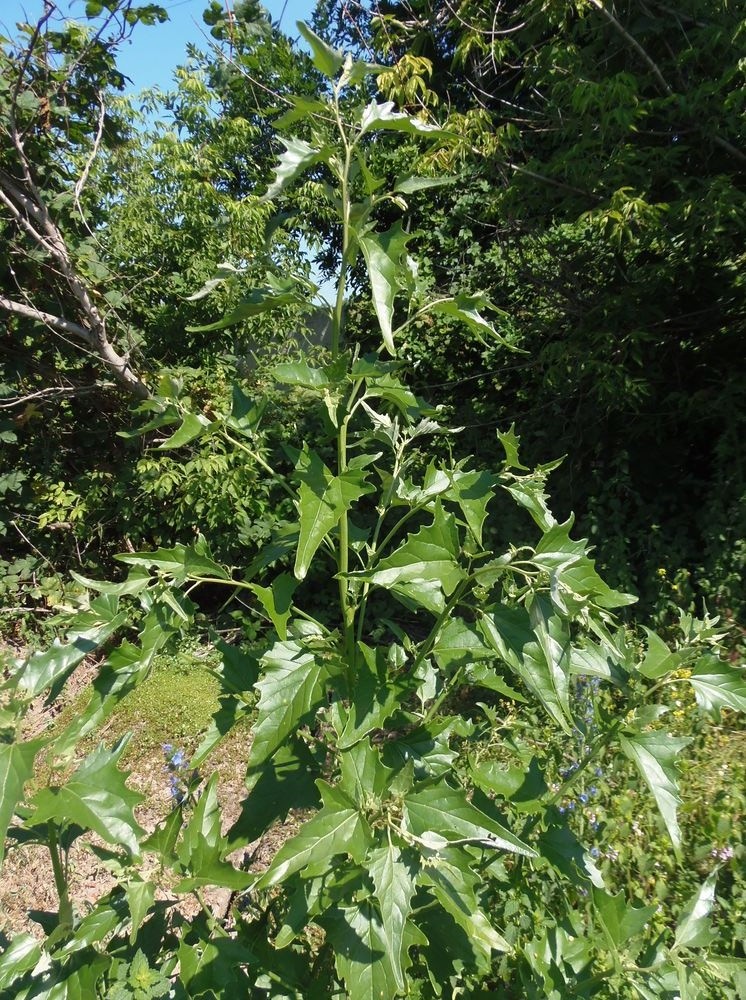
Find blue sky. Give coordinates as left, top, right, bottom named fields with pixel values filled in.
left=1, top=0, right=318, bottom=93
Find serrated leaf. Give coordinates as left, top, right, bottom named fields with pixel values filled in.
left=329, top=900, right=399, bottom=1000
left=538, top=823, right=605, bottom=888
left=125, top=879, right=155, bottom=943
left=481, top=600, right=573, bottom=733
left=178, top=936, right=254, bottom=996
left=351, top=502, right=464, bottom=614
left=28, top=738, right=144, bottom=855
left=394, top=174, right=456, bottom=194
left=359, top=222, right=414, bottom=355
left=0, top=740, right=43, bottom=868
left=689, top=654, right=746, bottom=716
left=404, top=779, right=536, bottom=856
left=248, top=573, right=297, bottom=640
left=249, top=640, right=326, bottom=766
left=261, top=135, right=332, bottom=203
left=619, top=730, right=691, bottom=849
left=592, top=887, right=657, bottom=948
left=15, top=601, right=126, bottom=699
left=155, top=411, right=210, bottom=449
left=674, top=871, right=718, bottom=949
left=294, top=447, right=374, bottom=580
left=256, top=780, right=369, bottom=888
left=296, top=21, right=345, bottom=78
left=338, top=644, right=405, bottom=750
left=368, top=843, right=418, bottom=991
left=497, top=424, right=529, bottom=470
left=426, top=293, right=509, bottom=346
left=273, top=360, right=329, bottom=389
left=445, top=468, right=498, bottom=545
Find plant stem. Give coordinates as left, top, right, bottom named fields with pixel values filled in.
left=47, top=821, right=74, bottom=930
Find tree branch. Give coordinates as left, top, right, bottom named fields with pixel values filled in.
left=0, top=295, right=149, bottom=398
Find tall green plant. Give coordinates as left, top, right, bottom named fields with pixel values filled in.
left=0, top=24, right=744, bottom=999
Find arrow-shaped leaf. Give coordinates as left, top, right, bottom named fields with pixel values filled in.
left=404, top=779, right=536, bottom=856
left=329, top=900, right=399, bottom=1000
left=674, top=871, right=718, bottom=950
left=619, top=730, right=691, bottom=850
left=28, top=738, right=144, bottom=855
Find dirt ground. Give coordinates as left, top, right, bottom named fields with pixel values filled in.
left=0, top=651, right=291, bottom=940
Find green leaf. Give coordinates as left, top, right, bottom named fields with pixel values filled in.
left=539, top=823, right=605, bottom=888
left=155, top=411, right=210, bottom=450
left=481, top=601, right=573, bottom=733
left=338, top=644, right=406, bottom=750
left=125, top=878, right=155, bottom=943
left=294, top=447, right=374, bottom=580
left=273, top=360, right=329, bottom=389
left=497, top=424, right=529, bottom=470
left=296, top=21, right=345, bottom=78
left=248, top=573, right=297, bottom=640
left=674, top=871, right=718, bottom=950
left=638, top=628, right=682, bottom=679
left=689, top=654, right=746, bottom=716
left=433, top=617, right=494, bottom=672
left=176, top=775, right=253, bottom=891
left=116, top=542, right=230, bottom=583
left=0, top=933, right=41, bottom=990
left=445, top=468, right=498, bottom=545
left=249, top=640, right=326, bottom=766
left=352, top=502, right=464, bottom=614
left=0, top=740, right=43, bottom=867
left=404, top=779, right=536, bottom=856
left=15, top=600, right=126, bottom=699
left=394, top=175, right=456, bottom=194
left=260, top=135, right=332, bottom=203
left=368, top=843, right=418, bottom=991
left=468, top=755, right=547, bottom=811
left=178, top=936, right=254, bottom=996
left=359, top=223, right=414, bottom=355
left=592, top=887, right=657, bottom=948
left=419, top=859, right=511, bottom=956
left=426, top=293, right=510, bottom=345
left=619, top=730, right=691, bottom=850
left=329, top=900, right=399, bottom=1000
left=256, top=780, right=370, bottom=888
left=186, top=279, right=301, bottom=331
left=359, top=100, right=443, bottom=137
left=29, top=738, right=144, bottom=855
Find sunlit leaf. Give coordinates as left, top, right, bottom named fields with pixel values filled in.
left=368, top=843, right=418, bottom=991
left=619, top=730, right=691, bottom=850
left=689, top=654, right=746, bottom=716
left=674, top=871, right=718, bottom=949
left=359, top=222, right=414, bottom=355
left=28, top=738, right=144, bottom=855
left=249, top=640, right=326, bottom=766
left=256, top=781, right=370, bottom=888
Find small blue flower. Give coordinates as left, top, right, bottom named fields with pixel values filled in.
left=579, top=793, right=588, bottom=804
left=595, top=767, right=603, bottom=777
left=590, top=847, right=600, bottom=858
left=590, top=786, right=598, bottom=796
left=170, top=750, right=186, bottom=768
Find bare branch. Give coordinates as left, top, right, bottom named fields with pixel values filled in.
left=74, top=90, right=107, bottom=228
left=588, top=0, right=673, bottom=96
